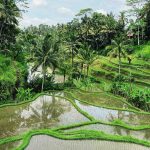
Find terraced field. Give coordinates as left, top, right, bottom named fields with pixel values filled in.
left=90, top=57, right=150, bottom=89
left=0, top=90, right=149, bottom=150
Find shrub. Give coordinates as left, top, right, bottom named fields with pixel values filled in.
left=111, top=81, right=150, bottom=111
left=0, top=55, right=28, bottom=102
left=91, top=69, right=105, bottom=76
left=73, top=78, right=94, bottom=91
left=105, top=72, right=115, bottom=80
left=113, top=74, right=135, bottom=83
left=0, top=83, right=11, bottom=101
left=16, top=88, right=33, bottom=101
left=128, top=89, right=150, bottom=111
left=101, top=82, right=111, bottom=92
left=89, top=76, right=101, bottom=83
left=113, top=74, right=126, bottom=82
left=28, top=75, right=54, bottom=92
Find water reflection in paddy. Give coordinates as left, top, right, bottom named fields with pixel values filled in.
left=0, top=141, right=22, bottom=150
left=0, top=94, right=88, bottom=139
left=66, top=124, right=150, bottom=141
left=72, top=91, right=134, bottom=110
left=75, top=100, right=150, bottom=125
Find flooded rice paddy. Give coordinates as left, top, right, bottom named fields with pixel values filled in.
left=75, top=99, right=150, bottom=125
left=0, top=91, right=150, bottom=150
left=0, top=94, right=88, bottom=139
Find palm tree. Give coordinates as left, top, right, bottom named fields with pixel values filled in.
left=66, top=21, right=78, bottom=68
left=78, top=42, right=97, bottom=77
left=126, top=0, right=144, bottom=45
left=32, top=34, right=58, bottom=91
left=118, top=12, right=128, bottom=33
left=106, top=38, right=127, bottom=75
left=0, top=0, right=22, bottom=51
left=59, top=60, right=71, bottom=83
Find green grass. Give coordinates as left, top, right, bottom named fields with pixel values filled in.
left=0, top=127, right=150, bottom=150
left=134, top=43, right=150, bottom=60
left=53, top=120, right=150, bottom=132
left=0, top=56, right=16, bottom=84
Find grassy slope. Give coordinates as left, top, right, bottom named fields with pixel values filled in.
left=133, top=42, right=150, bottom=60
left=90, top=55, right=150, bottom=89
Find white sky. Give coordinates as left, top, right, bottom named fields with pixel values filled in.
left=19, top=0, right=128, bottom=28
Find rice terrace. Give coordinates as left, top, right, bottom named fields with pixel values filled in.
left=0, top=0, right=150, bottom=150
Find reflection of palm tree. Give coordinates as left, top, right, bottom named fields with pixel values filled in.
left=0, top=141, right=21, bottom=150
left=144, top=129, right=150, bottom=140
left=107, top=111, right=132, bottom=137
left=108, top=110, right=126, bottom=122
left=0, top=94, right=71, bottom=139
left=128, top=113, right=136, bottom=125
left=128, top=113, right=150, bottom=125
left=112, top=126, right=131, bottom=137
left=107, top=110, right=134, bottom=136
left=0, top=107, right=25, bottom=138
left=28, top=94, right=68, bottom=128
left=113, top=126, right=122, bottom=135
left=108, top=111, right=142, bottom=125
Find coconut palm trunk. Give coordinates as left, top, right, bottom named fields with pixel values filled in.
left=41, top=64, right=46, bottom=92
left=138, top=24, right=140, bottom=45
left=71, top=45, right=74, bottom=80
left=118, top=47, right=121, bottom=75
left=84, top=66, right=86, bottom=79
left=64, top=70, right=66, bottom=83
left=71, top=47, right=74, bottom=68
left=41, top=75, right=45, bottom=92
left=80, top=63, right=83, bottom=78
left=142, top=27, right=144, bottom=40
left=87, top=65, right=89, bottom=77
left=0, top=23, right=4, bottom=42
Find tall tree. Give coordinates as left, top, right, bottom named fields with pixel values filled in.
left=142, top=1, right=150, bottom=39
left=117, top=12, right=128, bottom=34
left=78, top=42, right=97, bottom=77
left=32, top=34, right=58, bottom=91
left=65, top=19, right=79, bottom=78
left=126, top=0, right=146, bottom=45
left=106, top=38, right=128, bottom=75
left=0, top=0, right=26, bottom=54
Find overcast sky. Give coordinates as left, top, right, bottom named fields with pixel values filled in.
left=19, top=0, right=128, bottom=28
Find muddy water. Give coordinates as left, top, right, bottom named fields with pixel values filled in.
left=26, top=135, right=150, bottom=150
left=65, top=124, right=150, bottom=141
left=75, top=100, right=150, bottom=125
left=0, top=141, right=22, bottom=150
left=72, top=91, right=135, bottom=110
left=0, top=94, right=88, bottom=139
